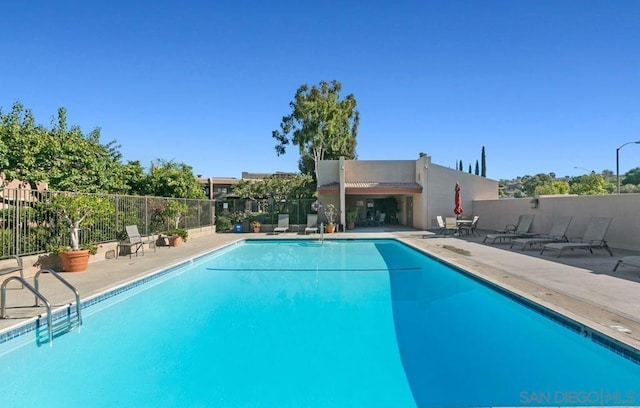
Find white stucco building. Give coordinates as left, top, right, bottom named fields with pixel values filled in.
left=317, top=154, right=499, bottom=229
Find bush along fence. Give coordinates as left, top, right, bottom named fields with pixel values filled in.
left=0, top=188, right=215, bottom=258
left=215, top=198, right=317, bottom=232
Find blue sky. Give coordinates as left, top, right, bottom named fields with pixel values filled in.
left=2, top=0, right=639, bottom=181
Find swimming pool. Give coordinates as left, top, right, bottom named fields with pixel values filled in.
left=0, top=239, right=638, bottom=407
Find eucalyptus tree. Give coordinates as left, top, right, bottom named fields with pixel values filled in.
left=272, top=80, right=359, bottom=182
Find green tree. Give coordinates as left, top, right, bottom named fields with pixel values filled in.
left=468, top=164, right=472, bottom=173
left=622, top=167, right=640, bottom=186
left=234, top=173, right=314, bottom=202
left=145, top=159, right=206, bottom=199
left=522, top=173, right=554, bottom=196
left=118, top=160, right=148, bottom=195
left=534, top=180, right=570, bottom=195
left=272, top=80, right=359, bottom=182
left=569, top=173, right=609, bottom=195
left=474, top=160, right=479, bottom=176
left=481, top=146, right=486, bottom=177
left=0, top=102, right=127, bottom=193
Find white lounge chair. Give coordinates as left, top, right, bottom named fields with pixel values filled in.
left=540, top=217, right=613, bottom=257
left=273, top=214, right=290, bottom=234
left=483, top=214, right=535, bottom=244
left=613, top=256, right=640, bottom=271
left=304, top=214, right=319, bottom=235
left=510, top=216, right=573, bottom=251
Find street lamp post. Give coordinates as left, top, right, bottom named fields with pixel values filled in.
left=616, top=140, right=640, bottom=194
left=573, top=166, right=594, bottom=174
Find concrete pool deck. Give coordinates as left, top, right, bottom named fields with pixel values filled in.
left=2, top=227, right=640, bottom=354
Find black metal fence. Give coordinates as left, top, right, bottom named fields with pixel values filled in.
left=214, top=198, right=317, bottom=231
left=0, top=188, right=215, bottom=258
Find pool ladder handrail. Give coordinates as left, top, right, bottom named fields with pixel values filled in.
left=319, top=222, right=324, bottom=244
left=1, top=276, right=53, bottom=345
left=34, top=268, right=83, bottom=326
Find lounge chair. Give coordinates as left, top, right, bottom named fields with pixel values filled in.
left=540, top=217, right=613, bottom=257
left=510, top=216, right=573, bottom=251
left=613, top=256, right=640, bottom=271
left=117, top=225, right=156, bottom=259
left=304, top=214, right=319, bottom=235
left=483, top=214, right=535, bottom=244
left=273, top=214, right=290, bottom=234
left=458, top=216, right=480, bottom=236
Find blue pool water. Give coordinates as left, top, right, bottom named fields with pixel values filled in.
left=0, top=239, right=639, bottom=407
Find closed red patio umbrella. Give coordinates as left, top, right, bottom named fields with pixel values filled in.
left=454, top=181, right=463, bottom=216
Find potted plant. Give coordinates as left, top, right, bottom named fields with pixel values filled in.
left=324, top=203, right=337, bottom=233
left=346, top=210, right=356, bottom=230
left=251, top=220, right=261, bottom=233
left=50, top=193, right=114, bottom=272
left=166, top=228, right=188, bottom=247
left=160, top=200, right=189, bottom=245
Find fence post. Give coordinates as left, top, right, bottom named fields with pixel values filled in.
left=14, top=189, right=20, bottom=256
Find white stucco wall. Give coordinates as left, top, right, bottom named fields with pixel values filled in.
left=418, top=163, right=499, bottom=230
left=473, top=194, right=640, bottom=251
left=344, top=160, right=415, bottom=182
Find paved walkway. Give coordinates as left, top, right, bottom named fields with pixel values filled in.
left=2, top=227, right=640, bottom=351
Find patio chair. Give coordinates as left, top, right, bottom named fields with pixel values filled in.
left=510, top=216, right=573, bottom=251
left=435, top=215, right=446, bottom=235
left=540, top=217, right=613, bottom=257
left=0, top=256, right=24, bottom=287
left=458, top=215, right=480, bottom=237
left=482, top=214, right=535, bottom=244
left=374, top=213, right=386, bottom=227
left=304, top=214, right=319, bottom=235
left=613, top=256, right=640, bottom=272
left=423, top=216, right=446, bottom=238
left=443, top=216, right=459, bottom=236
left=273, top=214, right=290, bottom=234
left=117, top=225, right=156, bottom=259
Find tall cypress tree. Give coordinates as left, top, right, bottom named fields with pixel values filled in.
left=468, top=164, right=472, bottom=173
left=475, top=160, right=480, bottom=175
left=481, top=146, right=486, bottom=177
left=458, top=160, right=463, bottom=171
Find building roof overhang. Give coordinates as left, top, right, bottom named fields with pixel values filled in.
left=318, top=182, right=422, bottom=194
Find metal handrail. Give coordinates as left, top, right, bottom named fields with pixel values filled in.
left=34, top=269, right=83, bottom=326
left=1, top=276, right=53, bottom=345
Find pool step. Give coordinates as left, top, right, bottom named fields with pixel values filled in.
left=36, top=305, right=81, bottom=346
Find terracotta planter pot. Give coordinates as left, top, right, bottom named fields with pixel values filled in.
left=253, top=227, right=260, bottom=233
left=169, top=236, right=183, bottom=247
left=59, top=250, right=90, bottom=272
left=326, top=224, right=336, bottom=234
